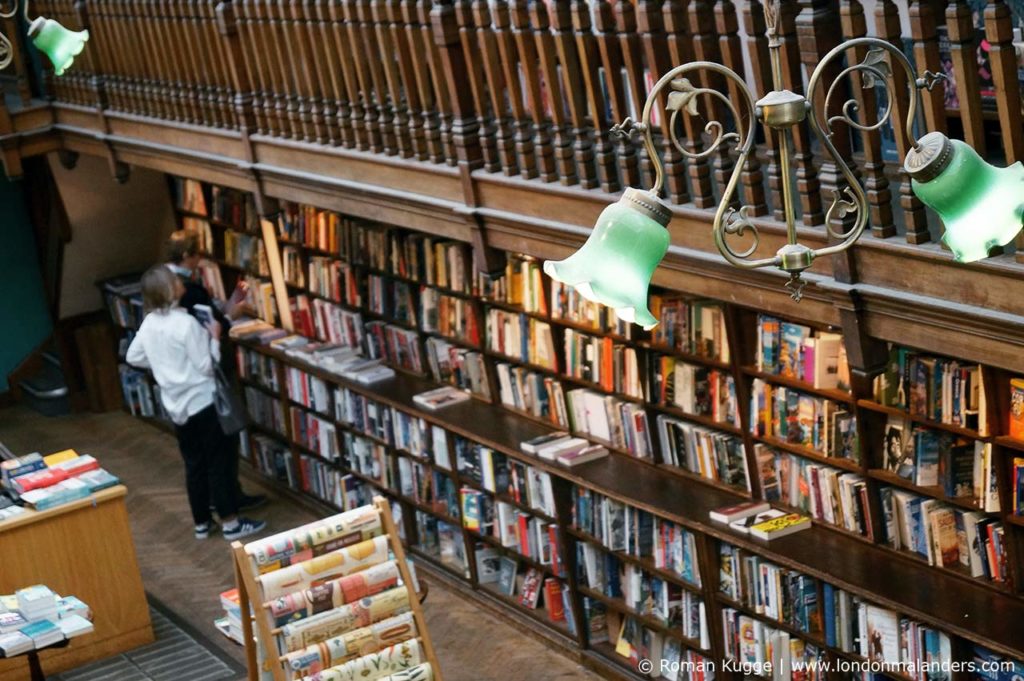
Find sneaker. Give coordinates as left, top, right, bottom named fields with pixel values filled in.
left=238, top=494, right=269, bottom=511
left=195, top=521, right=219, bottom=540
left=223, top=517, right=267, bottom=541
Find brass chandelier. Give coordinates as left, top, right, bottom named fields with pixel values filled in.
left=545, top=0, right=1024, bottom=327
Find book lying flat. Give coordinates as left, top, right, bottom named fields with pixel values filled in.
left=710, top=501, right=772, bottom=525
left=749, top=513, right=811, bottom=540
left=412, top=387, right=471, bottom=411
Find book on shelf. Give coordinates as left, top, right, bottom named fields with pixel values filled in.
left=872, top=345, right=986, bottom=433
left=728, top=508, right=787, bottom=534
left=485, top=308, right=558, bottom=371
left=495, top=362, right=567, bottom=425
left=412, top=386, right=471, bottom=411
left=173, top=177, right=207, bottom=215
left=709, top=501, right=771, bottom=525
left=550, top=281, right=632, bottom=338
left=749, top=379, right=859, bottom=462
left=566, top=389, right=654, bottom=460
left=756, top=315, right=849, bottom=391
left=1011, top=377, right=1024, bottom=441
left=520, top=432, right=570, bottom=454
left=365, top=322, right=424, bottom=374
left=648, top=296, right=730, bottom=363
left=657, top=414, right=749, bottom=490
left=424, top=338, right=490, bottom=397
left=748, top=512, right=810, bottom=540
left=497, top=557, right=518, bottom=597
left=519, top=568, right=543, bottom=608
left=557, top=444, right=608, bottom=467
left=648, top=356, right=738, bottom=425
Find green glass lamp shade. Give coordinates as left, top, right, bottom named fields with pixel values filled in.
left=906, top=131, right=1024, bottom=263
left=543, top=188, right=671, bottom=330
left=28, top=17, right=89, bottom=77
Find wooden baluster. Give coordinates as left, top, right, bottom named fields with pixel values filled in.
left=269, top=0, right=306, bottom=139
left=402, top=0, right=438, bottom=160
left=181, top=0, right=214, bottom=125
left=615, top=1, right=655, bottom=190
left=237, top=0, right=271, bottom=134
left=290, top=0, right=326, bottom=142
left=945, top=0, right=987, bottom=154
left=841, top=0, right=895, bottom=238
left=310, top=0, right=343, bottom=145
left=570, top=0, right=616, bottom=192
left=636, top=0, right=688, bottom=204
left=197, top=0, right=229, bottom=127
left=372, top=0, right=412, bottom=157
left=593, top=0, right=639, bottom=188
left=797, top=0, right=856, bottom=233
left=216, top=0, right=257, bottom=135
left=389, top=0, right=425, bottom=159
left=417, top=0, right=455, bottom=163
left=107, top=0, right=131, bottom=112
left=491, top=0, right=536, bottom=178
left=876, top=0, right=930, bottom=243
left=715, top=0, right=768, bottom=216
left=260, top=0, right=292, bottom=136
left=510, top=0, right=557, bottom=181
left=455, top=1, right=497, bottom=169
left=687, top=0, right=734, bottom=205
left=908, top=0, right=949, bottom=137
left=777, top=0, right=823, bottom=226
left=170, top=0, right=202, bottom=123
left=344, top=0, right=384, bottom=152
left=983, top=0, right=1024, bottom=262
left=129, top=0, right=159, bottom=117
left=122, top=0, right=146, bottom=115
left=549, top=2, right=596, bottom=188
left=358, top=0, right=398, bottom=154
left=211, top=0, right=240, bottom=128
left=431, top=0, right=482, bottom=172
left=472, top=0, right=516, bottom=174
left=662, top=0, right=713, bottom=207
left=532, top=2, right=576, bottom=185
left=329, top=0, right=365, bottom=148
left=743, top=1, right=784, bottom=220
left=90, top=1, right=119, bottom=110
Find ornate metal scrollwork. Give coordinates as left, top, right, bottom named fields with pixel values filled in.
left=0, top=0, right=22, bottom=71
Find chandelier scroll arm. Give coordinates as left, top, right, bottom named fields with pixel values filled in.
left=805, top=37, right=942, bottom=251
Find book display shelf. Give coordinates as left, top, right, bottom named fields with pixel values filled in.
left=107, top=176, right=1024, bottom=680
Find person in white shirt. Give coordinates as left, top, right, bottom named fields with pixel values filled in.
left=126, top=265, right=267, bottom=541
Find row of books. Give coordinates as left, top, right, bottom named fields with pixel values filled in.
left=721, top=609, right=825, bottom=679
left=244, top=386, right=286, bottom=435
left=296, top=452, right=369, bottom=509
left=248, top=433, right=295, bottom=487
left=244, top=277, right=278, bottom=325
left=420, top=288, right=481, bottom=346
left=390, top=411, right=444, bottom=463
left=183, top=216, right=215, bottom=255
left=481, top=254, right=547, bottom=314
left=103, top=284, right=144, bottom=330
left=388, top=233, right=474, bottom=295
left=288, top=294, right=365, bottom=349
left=366, top=275, right=417, bottom=326
left=476, top=547, right=570, bottom=626
left=750, top=379, right=859, bottom=461
left=308, top=256, right=361, bottom=307
left=572, top=487, right=701, bottom=585
left=883, top=418, right=998, bottom=506
left=365, top=321, right=424, bottom=375
left=236, top=346, right=280, bottom=391
left=415, top=512, right=469, bottom=578
left=463, top=489, right=564, bottom=573
left=755, top=446, right=872, bottom=537
left=565, top=389, right=653, bottom=460
left=649, top=358, right=738, bottom=425
left=649, top=296, right=730, bottom=362
left=277, top=202, right=350, bottom=254
left=550, top=281, right=633, bottom=339
left=289, top=406, right=338, bottom=461
left=873, top=346, right=985, bottom=432
left=424, top=338, right=490, bottom=398
left=578, top=544, right=706, bottom=636
left=658, top=415, right=749, bottom=489
left=171, top=177, right=207, bottom=215
left=756, top=315, right=849, bottom=391
left=486, top=308, right=559, bottom=371
left=335, top=387, right=394, bottom=445
left=455, top=438, right=558, bottom=518
left=285, top=366, right=330, bottom=414
left=401, top=461, right=461, bottom=519
left=718, top=543, right=821, bottom=635
left=880, top=487, right=1006, bottom=582
left=118, top=365, right=170, bottom=422
left=823, top=583, right=954, bottom=681
left=208, top=185, right=254, bottom=228
left=281, top=245, right=305, bottom=288
left=494, top=361, right=565, bottom=425
left=223, top=230, right=268, bottom=276
left=564, top=330, right=643, bottom=399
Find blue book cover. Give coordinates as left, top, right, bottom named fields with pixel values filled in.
left=779, top=322, right=809, bottom=379
left=823, top=583, right=836, bottom=647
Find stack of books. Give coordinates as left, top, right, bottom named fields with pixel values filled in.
left=1, top=450, right=120, bottom=512
left=0, top=586, right=94, bottom=657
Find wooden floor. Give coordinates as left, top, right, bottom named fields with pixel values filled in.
left=0, top=405, right=600, bottom=681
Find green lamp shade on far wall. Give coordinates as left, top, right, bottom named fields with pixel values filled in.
left=906, top=131, right=1024, bottom=263
left=28, top=17, right=88, bottom=77
left=543, top=188, right=672, bottom=330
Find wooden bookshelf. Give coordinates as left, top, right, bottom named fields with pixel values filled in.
left=120, top=179, right=1024, bottom=677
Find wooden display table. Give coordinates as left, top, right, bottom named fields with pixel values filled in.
left=0, top=486, right=154, bottom=681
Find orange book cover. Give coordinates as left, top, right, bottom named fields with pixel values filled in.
left=1010, top=378, right=1024, bottom=440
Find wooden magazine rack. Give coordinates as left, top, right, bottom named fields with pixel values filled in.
left=231, top=497, right=443, bottom=681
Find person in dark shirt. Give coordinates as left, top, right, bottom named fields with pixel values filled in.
left=166, top=230, right=268, bottom=516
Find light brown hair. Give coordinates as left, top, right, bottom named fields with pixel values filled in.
left=166, top=230, right=200, bottom=264
left=141, top=265, right=180, bottom=313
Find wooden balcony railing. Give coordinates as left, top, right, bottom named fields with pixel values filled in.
left=19, top=1, right=1023, bottom=243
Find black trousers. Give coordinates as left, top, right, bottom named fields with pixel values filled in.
left=174, top=405, right=238, bottom=524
